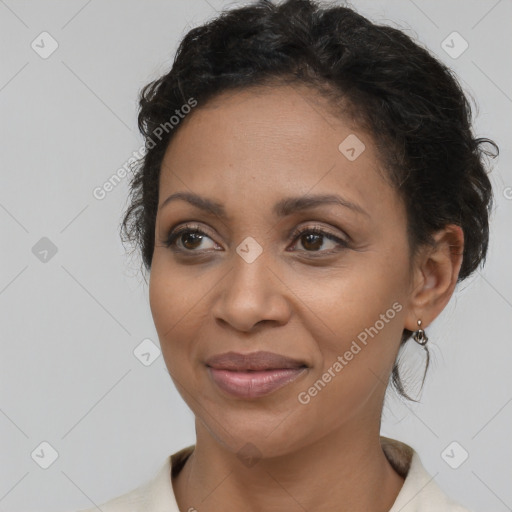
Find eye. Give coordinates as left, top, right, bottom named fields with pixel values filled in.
left=288, top=225, right=349, bottom=254
left=162, top=224, right=349, bottom=255
left=163, top=224, right=219, bottom=252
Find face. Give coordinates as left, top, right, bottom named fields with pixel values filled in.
left=149, top=84, right=414, bottom=457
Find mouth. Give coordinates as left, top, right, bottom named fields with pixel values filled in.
left=206, top=367, right=308, bottom=399
left=205, top=350, right=308, bottom=371
left=204, top=351, right=309, bottom=399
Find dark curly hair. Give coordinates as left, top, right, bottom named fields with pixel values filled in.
left=120, top=0, right=498, bottom=401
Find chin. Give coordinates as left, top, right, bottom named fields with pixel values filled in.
left=201, top=408, right=310, bottom=457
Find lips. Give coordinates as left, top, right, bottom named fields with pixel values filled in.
left=205, top=351, right=308, bottom=371
left=207, top=367, right=307, bottom=399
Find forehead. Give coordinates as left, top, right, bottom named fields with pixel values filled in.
left=158, top=84, right=398, bottom=220
left=164, top=84, right=364, bottom=162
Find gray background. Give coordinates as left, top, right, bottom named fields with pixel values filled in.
left=0, top=1, right=511, bottom=511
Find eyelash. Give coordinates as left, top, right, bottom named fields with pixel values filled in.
left=162, top=224, right=349, bottom=256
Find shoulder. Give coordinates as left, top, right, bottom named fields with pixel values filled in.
left=69, top=446, right=194, bottom=512
left=381, top=437, right=475, bottom=512
left=70, top=474, right=158, bottom=512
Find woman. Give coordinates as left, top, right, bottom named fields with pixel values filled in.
left=78, top=0, right=498, bottom=510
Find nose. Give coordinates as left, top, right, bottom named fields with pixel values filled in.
left=211, top=254, right=292, bottom=333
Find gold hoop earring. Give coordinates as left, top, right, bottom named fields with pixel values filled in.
left=412, top=319, right=428, bottom=346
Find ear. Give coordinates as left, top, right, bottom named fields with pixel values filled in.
left=404, top=224, right=464, bottom=331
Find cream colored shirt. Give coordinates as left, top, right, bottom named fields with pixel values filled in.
left=75, top=437, right=472, bottom=511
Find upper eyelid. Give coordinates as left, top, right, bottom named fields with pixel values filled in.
left=167, top=221, right=345, bottom=239
left=165, top=223, right=347, bottom=249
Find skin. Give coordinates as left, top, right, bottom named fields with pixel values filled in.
left=149, top=84, right=464, bottom=512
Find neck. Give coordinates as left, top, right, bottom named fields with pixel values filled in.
left=173, top=421, right=405, bottom=512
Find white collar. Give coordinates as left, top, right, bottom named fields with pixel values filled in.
left=80, top=437, right=471, bottom=511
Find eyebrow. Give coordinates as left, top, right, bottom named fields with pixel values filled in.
left=159, top=191, right=369, bottom=218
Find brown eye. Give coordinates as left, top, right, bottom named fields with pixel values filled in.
left=290, top=227, right=348, bottom=254
left=164, top=226, right=218, bottom=252
left=300, top=232, right=324, bottom=251
left=180, top=231, right=204, bottom=250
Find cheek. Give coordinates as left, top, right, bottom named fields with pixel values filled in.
left=148, top=259, right=209, bottom=377
left=303, top=242, right=410, bottom=388
left=148, top=256, right=203, bottom=333
left=148, top=262, right=190, bottom=367
left=295, top=297, right=406, bottom=431
left=148, top=265, right=173, bottom=334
